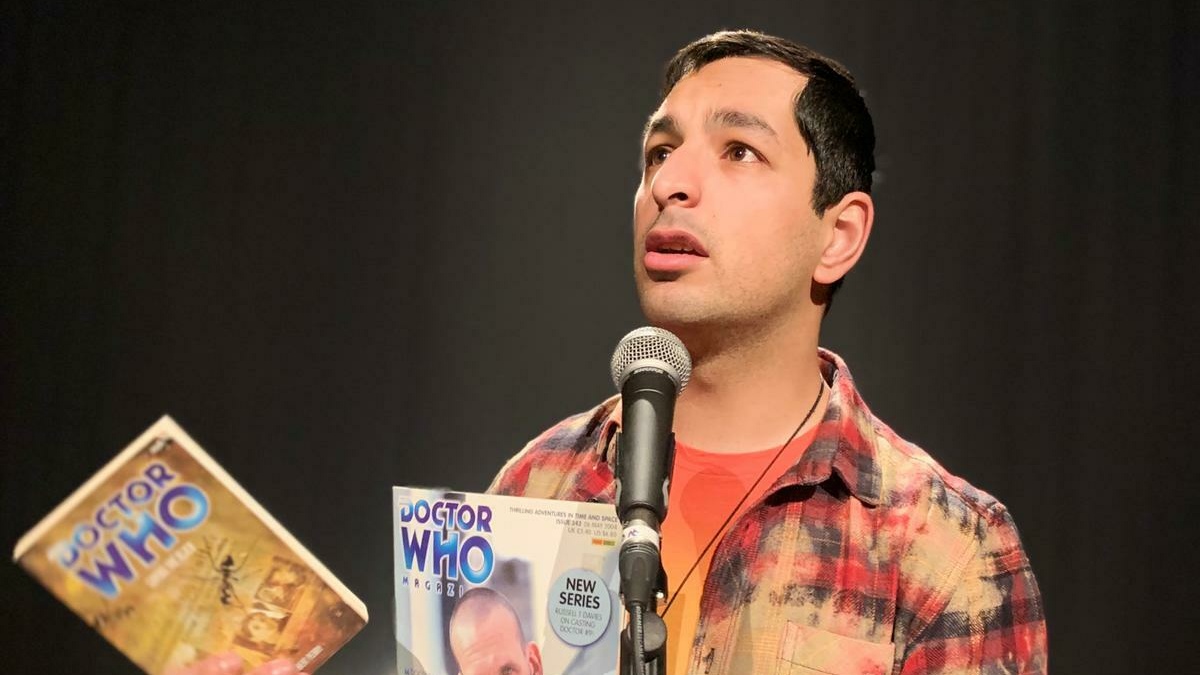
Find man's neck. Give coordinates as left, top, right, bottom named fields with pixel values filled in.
left=671, top=320, right=827, bottom=454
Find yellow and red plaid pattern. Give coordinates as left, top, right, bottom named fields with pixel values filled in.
left=488, top=348, right=1047, bottom=674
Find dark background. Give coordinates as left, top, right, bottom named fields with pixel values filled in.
left=3, top=2, right=1198, bottom=673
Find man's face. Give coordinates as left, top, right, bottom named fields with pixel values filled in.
left=634, top=57, right=824, bottom=337
left=449, top=604, right=540, bottom=675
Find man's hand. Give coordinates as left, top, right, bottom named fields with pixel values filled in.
left=165, top=653, right=302, bottom=675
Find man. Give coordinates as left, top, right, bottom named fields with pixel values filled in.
left=448, top=587, right=543, bottom=675
left=489, top=30, right=1047, bottom=674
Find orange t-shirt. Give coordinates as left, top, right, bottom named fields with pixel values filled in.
left=658, top=428, right=818, bottom=675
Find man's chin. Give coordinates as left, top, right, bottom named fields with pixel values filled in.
left=639, top=300, right=697, bottom=328
left=638, top=303, right=719, bottom=339
left=639, top=280, right=701, bottom=313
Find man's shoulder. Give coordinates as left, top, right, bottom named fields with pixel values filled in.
left=486, top=396, right=619, bottom=500
left=819, top=346, right=1010, bottom=529
left=871, top=417, right=1011, bottom=527
left=865, top=417, right=1044, bottom=661
left=530, top=396, right=619, bottom=453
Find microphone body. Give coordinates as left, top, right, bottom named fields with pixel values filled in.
left=616, top=367, right=677, bottom=525
left=610, top=327, right=692, bottom=611
left=615, top=367, right=678, bottom=608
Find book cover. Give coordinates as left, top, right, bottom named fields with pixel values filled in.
left=393, top=487, right=621, bottom=675
left=13, top=416, right=368, bottom=674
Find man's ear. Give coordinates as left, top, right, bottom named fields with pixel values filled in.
left=526, top=641, right=543, bottom=675
left=813, top=190, right=874, bottom=285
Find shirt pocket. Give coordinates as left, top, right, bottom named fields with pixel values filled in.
left=775, top=622, right=894, bottom=675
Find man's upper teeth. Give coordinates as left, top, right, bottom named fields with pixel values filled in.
left=665, top=244, right=692, bottom=252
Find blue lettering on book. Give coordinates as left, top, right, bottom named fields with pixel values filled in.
left=398, top=498, right=494, bottom=584
left=47, top=461, right=210, bottom=598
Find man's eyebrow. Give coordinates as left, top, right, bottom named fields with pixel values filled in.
left=710, top=108, right=778, bottom=138
left=642, top=114, right=680, bottom=142
left=641, top=109, right=779, bottom=143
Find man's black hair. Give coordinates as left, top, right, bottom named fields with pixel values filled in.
left=662, top=30, right=876, bottom=304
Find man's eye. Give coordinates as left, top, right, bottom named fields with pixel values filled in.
left=645, top=146, right=672, bottom=167
left=727, top=144, right=762, bottom=163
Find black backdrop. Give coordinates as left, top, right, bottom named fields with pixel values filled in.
left=4, top=2, right=1199, bottom=673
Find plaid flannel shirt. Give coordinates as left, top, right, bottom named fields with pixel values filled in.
left=488, top=348, right=1047, bottom=674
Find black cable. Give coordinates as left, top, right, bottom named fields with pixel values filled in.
left=661, top=378, right=825, bottom=614
left=631, top=602, right=646, bottom=675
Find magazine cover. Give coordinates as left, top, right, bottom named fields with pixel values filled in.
left=393, top=487, right=621, bottom=675
left=13, top=416, right=368, bottom=674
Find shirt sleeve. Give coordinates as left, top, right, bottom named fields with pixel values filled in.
left=486, top=400, right=619, bottom=499
left=899, top=506, right=1048, bottom=674
left=485, top=439, right=537, bottom=495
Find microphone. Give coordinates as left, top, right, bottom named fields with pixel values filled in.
left=610, top=326, right=692, bottom=611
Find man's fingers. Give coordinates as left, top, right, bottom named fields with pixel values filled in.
left=247, top=658, right=301, bottom=675
left=165, top=652, right=244, bottom=675
left=162, top=653, right=298, bottom=675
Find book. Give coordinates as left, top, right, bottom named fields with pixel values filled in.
left=393, top=487, right=621, bottom=675
left=13, top=416, right=368, bottom=674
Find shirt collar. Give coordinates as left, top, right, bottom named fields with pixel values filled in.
left=772, top=348, right=882, bottom=505
left=595, top=347, right=882, bottom=506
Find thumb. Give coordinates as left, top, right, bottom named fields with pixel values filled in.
left=247, top=658, right=302, bottom=675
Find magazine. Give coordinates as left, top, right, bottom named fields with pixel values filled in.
left=393, top=487, right=621, bottom=675
left=13, top=416, right=368, bottom=674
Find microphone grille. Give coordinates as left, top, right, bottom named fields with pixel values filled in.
left=610, top=326, right=692, bottom=392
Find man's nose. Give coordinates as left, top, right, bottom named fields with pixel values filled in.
left=650, top=148, right=701, bottom=209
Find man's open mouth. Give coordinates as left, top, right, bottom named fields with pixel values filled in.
left=645, top=229, right=708, bottom=257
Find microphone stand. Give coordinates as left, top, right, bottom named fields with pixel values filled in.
left=619, top=561, right=668, bottom=675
